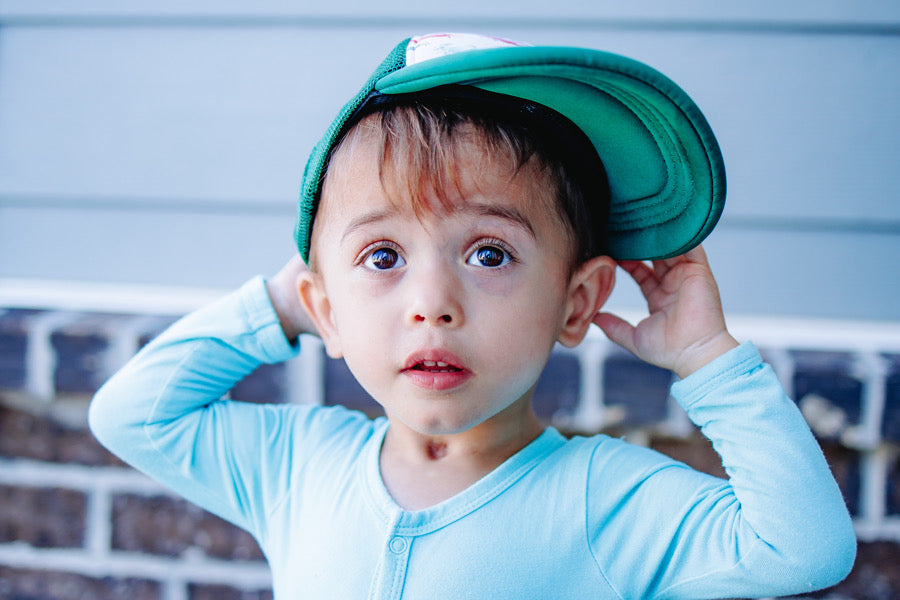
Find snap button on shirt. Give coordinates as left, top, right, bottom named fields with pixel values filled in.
left=389, top=536, right=409, bottom=554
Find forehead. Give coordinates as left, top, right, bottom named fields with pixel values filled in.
left=322, top=115, right=556, bottom=220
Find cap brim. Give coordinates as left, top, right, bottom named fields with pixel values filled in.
left=375, top=45, right=725, bottom=260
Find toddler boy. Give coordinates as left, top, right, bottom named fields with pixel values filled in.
left=91, top=33, right=856, bottom=598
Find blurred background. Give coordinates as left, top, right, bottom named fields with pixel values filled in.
left=1, top=1, right=898, bottom=320
left=1, top=1, right=899, bottom=599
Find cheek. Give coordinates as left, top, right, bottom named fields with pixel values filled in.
left=326, top=280, right=398, bottom=347
left=474, top=269, right=568, bottom=322
left=468, top=269, right=517, bottom=297
left=468, top=264, right=567, bottom=304
left=471, top=287, right=568, bottom=357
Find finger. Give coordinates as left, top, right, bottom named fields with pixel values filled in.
left=682, top=244, right=709, bottom=266
left=592, top=312, right=638, bottom=355
left=617, top=260, right=660, bottom=299
left=616, top=260, right=645, bottom=274
left=653, top=253, right=688, bottom=279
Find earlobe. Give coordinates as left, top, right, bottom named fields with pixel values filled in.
left=297, top=271, right=343, bottom=358
left=558, top=256, right=616, bottom=348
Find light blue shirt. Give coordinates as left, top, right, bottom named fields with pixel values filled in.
left=90, top=276, right=856, bottom=599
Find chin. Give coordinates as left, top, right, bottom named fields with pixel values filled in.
left=405, top=410, right=487, bottom=437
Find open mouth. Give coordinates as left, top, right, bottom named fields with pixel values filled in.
left=402, top=354, right=471, bottom=391
left=410, top=360, right=462, bottom=373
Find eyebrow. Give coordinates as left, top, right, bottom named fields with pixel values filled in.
left=340, top=202, right=537, bottom=244
left=466, top=202, right=536, bottom=239
left=341, top=209, right=394, bottom=245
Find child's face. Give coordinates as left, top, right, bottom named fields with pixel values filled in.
left=300, top=120, right=612, bottom=437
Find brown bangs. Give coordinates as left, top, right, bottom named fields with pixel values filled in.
left=375, top=103, right=542, bottom=220
left=323, top=88, right=609, bottom=265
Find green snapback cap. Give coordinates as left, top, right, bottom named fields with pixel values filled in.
left=296, top=32, right=725, bottom=263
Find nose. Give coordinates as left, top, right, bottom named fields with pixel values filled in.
left=404, top=259, right=464, bottom=327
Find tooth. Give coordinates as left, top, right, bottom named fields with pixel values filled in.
left=422, top=360, right=436, bottom=367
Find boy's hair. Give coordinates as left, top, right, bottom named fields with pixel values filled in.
left=296, top=35, right=727, bottom=264
left=320, top=87, right=610, bottom=267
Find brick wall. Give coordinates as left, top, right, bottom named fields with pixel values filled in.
left=1, top=306, right=899, bottom=599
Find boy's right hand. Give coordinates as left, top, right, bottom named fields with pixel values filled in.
left=266, top=255, right=319, bottom=341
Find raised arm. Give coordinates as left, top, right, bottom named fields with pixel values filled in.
left=88, top=258, right=331, bottom=539
left=590, top=246, right=856, bottom=598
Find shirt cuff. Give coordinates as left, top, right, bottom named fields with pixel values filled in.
left=670, top=341, right=765, bottom=410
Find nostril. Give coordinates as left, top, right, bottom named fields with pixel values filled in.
left=413, top=314, right=453, bottom=323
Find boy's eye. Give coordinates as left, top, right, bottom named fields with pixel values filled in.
left=363, top=247, right=405, bottom=270
left=467, top=245, right=511, bottom=268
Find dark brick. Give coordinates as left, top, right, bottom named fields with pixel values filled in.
left=821, top=442, right=862, bottom=517
left=0, top=309, right=38, bottom=390
left=189, top=584, right=273, bottom=600
left=0, top=485, right=86, bottom=548
left=883, top=355, right=900, bottom=443
left=0, top=567, right=160, bottom=600
left=887, top=450, right=900, bottom=517
left=533, top=353, right=580, bottom=421
left=792, top=351, right=862, bottom=439
left=0, top=402, right=123, bottom=466
left=50, top=313, right=125, bottom=395
left=112, top=493, right=265, bottom=561
left=790, top=350, right=856, bottom=373
left=604, top=354, right=673, bottom=426
left=800, top=541, right=900, bottom=600
left=232, top=363, right=287, bottom=404
left=324, top=355, right=381, bottom=416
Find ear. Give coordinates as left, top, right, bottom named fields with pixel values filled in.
left=297, top=270, right=343, bottom=359
left=557, top=256, right=616, bottom=348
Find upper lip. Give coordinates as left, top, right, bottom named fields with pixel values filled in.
left=401, top=349, right=468, bottom=372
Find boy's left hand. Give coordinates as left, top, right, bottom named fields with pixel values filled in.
left=266, top=255, right=320, bottom=342
left=592, top=245, right=739, bottom=379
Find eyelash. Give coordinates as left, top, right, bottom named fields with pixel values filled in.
left=355, top=237, right=518, bottom=270
left=466, top=237, right=518, bottom=268
left=357, top=241, right=404, bottom=270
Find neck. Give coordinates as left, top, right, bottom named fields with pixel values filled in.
left=379, top=409, right=544, bottom=511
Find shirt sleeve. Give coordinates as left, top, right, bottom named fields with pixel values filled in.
left=587, top=342, right=856, bottom=599
left=88, top=276, right=352, bottom=543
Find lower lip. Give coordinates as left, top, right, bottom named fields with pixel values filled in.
left=402, top=368, right=472, bottom=391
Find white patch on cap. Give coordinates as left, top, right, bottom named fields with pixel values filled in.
left=406, top=32, right=529, bottom=66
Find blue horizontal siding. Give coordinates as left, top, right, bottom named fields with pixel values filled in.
left=2, top=2, right=900, bottom=27
left=1, top=3, right=898, bottom=320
